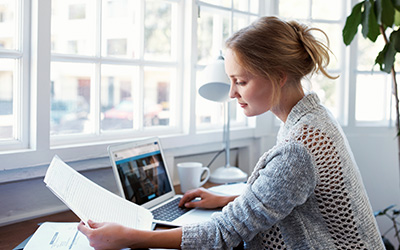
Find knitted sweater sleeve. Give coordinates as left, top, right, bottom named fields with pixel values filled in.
left=180, top=141, right=317, bottom=249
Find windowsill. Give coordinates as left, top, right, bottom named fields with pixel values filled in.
left=0, top=126, right=262, bottom=184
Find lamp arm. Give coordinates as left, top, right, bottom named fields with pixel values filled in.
left=224, top=101, right=231, bottom=168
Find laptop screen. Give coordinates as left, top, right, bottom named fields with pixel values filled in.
left=111, top=141, right=172, bottom=205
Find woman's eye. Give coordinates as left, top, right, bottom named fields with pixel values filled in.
left=236, top=81, right=246, bottom=86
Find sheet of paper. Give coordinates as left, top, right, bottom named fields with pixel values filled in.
left=24, top=222, right=93, bottom=250
left=44, top=155, right=153, bottom=230
left=208, top=182, right=247, bottom=196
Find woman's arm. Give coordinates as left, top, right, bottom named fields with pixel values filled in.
left=77, top=188, right=237, bottom=249
left=78, top=220, right=182, bottom=250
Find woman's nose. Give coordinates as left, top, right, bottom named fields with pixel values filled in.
left=229, top=83, right=238, bottom=99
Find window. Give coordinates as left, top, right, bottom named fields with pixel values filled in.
left=277, top=0, right=346, bottom=124
left=0, top=0, right=395, bottom=175
left=195, top=0, right=259, bottom=130
left=0, top=0, right=267, bottom=172
left=50, top=0, right=179, bottom=144
left=0, top=0, right=28, bottom=150
left=355, top=34, right=394, bottom=125
left=277, top=0, right=398, bottom=128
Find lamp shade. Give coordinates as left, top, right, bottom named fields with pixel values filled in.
left=199, top=56, right=231, bottom=103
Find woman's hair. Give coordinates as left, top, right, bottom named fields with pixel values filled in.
left=225, top=16, right=337, bottom=104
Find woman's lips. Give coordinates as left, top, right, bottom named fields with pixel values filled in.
left=239, top=102, right=247, bottom=108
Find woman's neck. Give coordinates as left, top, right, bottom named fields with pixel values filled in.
left=271, top=84, right=305, bottom=123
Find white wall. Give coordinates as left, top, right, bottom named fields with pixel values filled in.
left=346, top=129, right=400, bottom=247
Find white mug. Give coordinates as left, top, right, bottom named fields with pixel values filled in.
left=177, top=162, right=210, bottom=193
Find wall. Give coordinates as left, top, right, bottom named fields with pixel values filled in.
left=347, top=131, right=400, bottom=247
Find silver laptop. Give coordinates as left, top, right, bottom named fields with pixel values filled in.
left=108, top=137, right=220, bottom=227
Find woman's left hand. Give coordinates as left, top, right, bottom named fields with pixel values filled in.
left=78, top=220, right=136, bottom=250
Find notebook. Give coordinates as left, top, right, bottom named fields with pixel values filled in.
left=108, top=137, right=220, bottom=227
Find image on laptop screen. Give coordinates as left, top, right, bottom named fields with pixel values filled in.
left=112, top=141, right=172, bottom=205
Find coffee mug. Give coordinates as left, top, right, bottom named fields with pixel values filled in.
left=177, top=162, right=210, bottom=193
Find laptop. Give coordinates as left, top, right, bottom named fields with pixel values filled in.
left=108, top=137, right=220, bottom=227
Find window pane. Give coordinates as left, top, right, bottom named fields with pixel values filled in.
left=233, top=13, right=251, bottom=33
left=197, top=9, right=229, bottom=65
left=279, top=0, right=310, bottom=19
left=101, top=64, right=138, bottom=131
left=51, top=0, right=96, bottom=55
left=312, top=0, right=342, bottom=20
left=144, top=0, right=173, bottom=60
left=0, top=58, right=15, bottom=140
left=307, top=74, right=339, bottom=118
left=143, top=67, right=173, bottom=127
left=312, top=23, right=342, bottom=71
left=50, top=62, right=91, bottom=135
left=0, top=0, right=17, bottom=50
left=249, top=0, right=259, bottom=14
left=233, top=0, right=249, bottom=12
left=102, top=0, right=139, bottom=59
left=357, top=35, right=385, bottom=71
left=355, top=74, right=391, bottom=122
left=233, top=0, right=259, bottom=14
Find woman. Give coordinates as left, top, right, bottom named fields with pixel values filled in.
left=78, top=16, right=384, bottom=249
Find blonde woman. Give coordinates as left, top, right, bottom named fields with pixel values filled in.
left=78, top=16, right=384, bottom=250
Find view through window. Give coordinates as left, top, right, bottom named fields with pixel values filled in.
left=50, top=0, right=177, bottom=137
left=0, top=0, right=20, bottom=142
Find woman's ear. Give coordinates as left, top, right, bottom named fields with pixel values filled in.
left=278, top=71, right=288, bottom=87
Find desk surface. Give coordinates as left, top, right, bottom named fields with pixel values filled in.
left=0, top=182, right=219, bottom=249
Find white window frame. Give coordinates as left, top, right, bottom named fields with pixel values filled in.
left=0, top=0, right=30, bottom=151
left=0, top=0, right=268, bottom=180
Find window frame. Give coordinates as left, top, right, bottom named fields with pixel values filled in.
left=0, top=0, right=30, bottom=151
left=0, top=0, right=266, bottom=175
left=2, top=0, right=394, bottom=177
left=49, top=0, right=183, bottom=144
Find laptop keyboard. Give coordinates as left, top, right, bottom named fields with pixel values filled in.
left=152, top=197, right=191, bottom=222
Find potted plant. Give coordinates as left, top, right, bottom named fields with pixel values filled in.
left=342, top=0, right=400, bottom=248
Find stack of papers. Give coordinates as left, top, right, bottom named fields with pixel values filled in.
left=24, top=222, right=93, bottom=250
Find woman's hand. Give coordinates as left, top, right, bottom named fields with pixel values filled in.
left=78, top=220, right=137, bottom=250
left=78, top=220, right=183, bottom=250
left=179, top=187, right=238, bottom=209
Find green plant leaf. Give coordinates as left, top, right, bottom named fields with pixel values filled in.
left=377, top=0, right=395, bottom=26
left=362, top=0, right=381, bottom=42
left=375, top=42, right=396, bottom=73
left=395, top=9, right=400, bottom=25
left=343, top=1, right=364, bottom=45
left=362, top=0, right=372, bottom=37
left=391, top=28, right=400, bottom=51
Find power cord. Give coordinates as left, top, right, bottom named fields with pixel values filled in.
left=206, top=148, right=225, bottom=168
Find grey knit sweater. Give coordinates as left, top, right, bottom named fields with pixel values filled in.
left=181, top=93, right=384, bottom=250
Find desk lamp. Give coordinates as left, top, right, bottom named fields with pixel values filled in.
left=199, top=54, right=248, bottom=183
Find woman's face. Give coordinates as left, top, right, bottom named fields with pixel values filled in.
left=225, top=49, right=275, bottom=117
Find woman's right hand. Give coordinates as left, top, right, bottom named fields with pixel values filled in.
left=178, top=187, right=238, bottom=209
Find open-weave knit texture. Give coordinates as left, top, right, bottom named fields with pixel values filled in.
left=181, top=93, right=384, bottom=250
